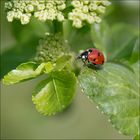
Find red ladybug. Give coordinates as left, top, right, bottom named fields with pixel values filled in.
left=77, top=48, right=105, bottom=67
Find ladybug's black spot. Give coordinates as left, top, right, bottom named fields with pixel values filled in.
left=88, top=49, right=93, bottom=52
left=98, top=52, right=101, bottom=56
left=93, top=58, right=96, bottom=61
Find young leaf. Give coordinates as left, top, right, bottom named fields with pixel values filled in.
left=54, top=55, right=72, bottom=71
left=3, top=62, right=46, bottom=85
left=43, top=55, right=72, bottom=73
left=91, top=23, right=138, bottom=62
left=44, top=62, right=54, bottom=74
left=32, top=70, right=76, bottom=116
left=78, top=62, right=139, bottom=136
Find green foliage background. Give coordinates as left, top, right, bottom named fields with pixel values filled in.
left=1, top=0, right=139, bottom=139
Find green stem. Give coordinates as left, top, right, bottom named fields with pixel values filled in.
left=62, top=20, right=72, bottom=40
left=53, top=20, right=63, bottom=34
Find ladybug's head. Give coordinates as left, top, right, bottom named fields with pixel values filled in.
left=77, top=49, right=94, bottom=61
left=77, top=50, right=88, bottom=61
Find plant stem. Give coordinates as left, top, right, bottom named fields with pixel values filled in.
left=53, top=20, right=63, bottom=34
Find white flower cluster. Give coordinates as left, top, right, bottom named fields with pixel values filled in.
left=5, top=0, right=111, bottom=28
left=5, top=0, right=66, bottom=24
left=68, top=0, right=111, bottom=28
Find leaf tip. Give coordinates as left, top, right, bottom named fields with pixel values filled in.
left=2, top=76, right=12, bottom=85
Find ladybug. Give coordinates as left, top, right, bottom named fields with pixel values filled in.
left=77, top=48, right=105, bottom=67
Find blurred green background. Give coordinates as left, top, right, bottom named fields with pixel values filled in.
left=1, top=0, right=139, bottom=139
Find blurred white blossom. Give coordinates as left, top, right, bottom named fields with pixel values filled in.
left=5, top=0, right=66, bottom=24
left=5, top=0, right=111, bottom=28
left=69, top=0, right=111, bottom=28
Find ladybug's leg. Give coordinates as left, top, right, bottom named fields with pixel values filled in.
left=94, top=64, right=102, bottom=70
left=82, top=60, right=87, bottom=66
left=87, top=60, right=93, bottom=66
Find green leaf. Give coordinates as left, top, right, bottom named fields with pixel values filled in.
left=129, top=38, right=140, bottom=64
left=44, top=62, right=54, bottom=74
left=3, top=62, right=45, bottom=85
left=54, top=55, right=72, bottom=71
left=109, top=37, right=137, bottom=61
left=131, top=61, right=140, bottom=86
left=78, top=62, right=139, bottom=136
left=91, top=23, right=138, bottom=62
left=32, top=70, right=76, bottom=116
left=43, top=55, right=72, bottom=73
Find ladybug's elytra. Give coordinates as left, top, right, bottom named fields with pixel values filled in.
left=77, top=48, right=105, bottom=67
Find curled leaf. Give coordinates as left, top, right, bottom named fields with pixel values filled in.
left=3, top=62, right=45, bottom=85
left=44, top=62, right=54, bottom=74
